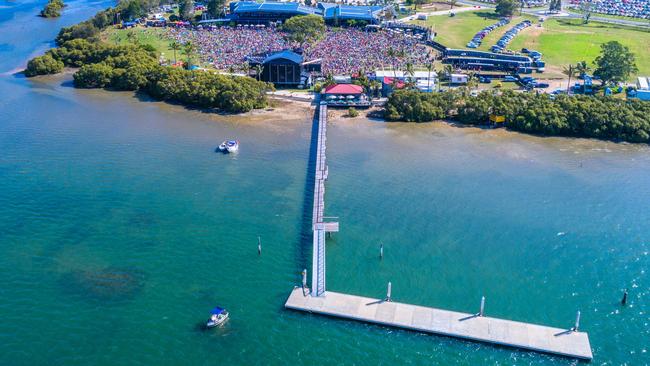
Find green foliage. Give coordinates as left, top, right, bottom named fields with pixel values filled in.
left=74, top=63, right=114, bottom=88
left=384, top=89, right=650, bottom=143
left=146, top=67, right=273, bottom=113
left=56, top=23, right=100, bottom=45
left=384, top=90, right=457, bottom=122
left=594, top=41, right=638, bottom=85
left=282, top=15, right=326, bottom=46
left=40, top=0, right=65, bottom=18
left=495, top=0, right=518, bottom=17
left=347, top=107, right=359, bottom=118
left=179, top=0, right=195, bottom=21
left=207, top=0, right=226, bottom=18
left=24, top=54, right=64, bottom=77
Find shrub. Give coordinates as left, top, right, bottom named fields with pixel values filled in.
left=73, top=63, right=114, bottom=88
left=24, top=54, right=64, bottom=77
left=383, top=89, right=650, bottom=143
left=347, top=107, right=359, bottom=117
left=40, top=0, right=65, bottom=18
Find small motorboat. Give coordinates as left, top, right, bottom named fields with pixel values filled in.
left=218, top=140, right=239, bottom=153
left=206, top=307, right=229, bottom=328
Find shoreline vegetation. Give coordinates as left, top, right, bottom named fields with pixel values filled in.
left=384, top=90, right=650, bottom=143
left=27, top=0, right=273, bottom=113
left=40, top=0, right=66, bottom=18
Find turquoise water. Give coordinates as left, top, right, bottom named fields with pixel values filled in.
left=1, top=2, right=649, bottom=365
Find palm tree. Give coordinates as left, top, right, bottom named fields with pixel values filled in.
left=182, top=41, right=196, bottom=69
left=386, top=47, right=397, bottom=81
left=562, top=64, right=576, bottom=94
left=426, top=60, right=434, bottom=92
left=575, top=61, right=591, bottom=79
left=405, top=62, right=415, bottom=88
left=253, top=64, right=263, bottom=81
left=467, top=71, right=478, bottom=92
left=442, top=64, right=453, bottom=81
left=169, top=41, right=180, bottom=64
left=241, top=62, right=250, bottom=74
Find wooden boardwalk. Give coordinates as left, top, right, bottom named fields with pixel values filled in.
left=285, top=288, right=593, bottom=361
left=310, top=102, right=337, bottom=297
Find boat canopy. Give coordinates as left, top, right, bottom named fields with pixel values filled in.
left=227, top=140, right=237, bottom=145
left=211, top=307, right=225, bottom=315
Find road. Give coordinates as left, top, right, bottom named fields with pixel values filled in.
left=452, top=0, right=650, bottom=28
left=400, top=5, right=483, bottom=22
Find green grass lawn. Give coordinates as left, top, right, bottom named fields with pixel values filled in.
left=410, top=11, right=536, bottom=51
left=509, top=18, right=650, bottom=77
left=103, top=27, right=187, bottom=63
left=412, top=11, right=650, bottom=79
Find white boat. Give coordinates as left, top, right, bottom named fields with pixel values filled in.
left=218, top=140, right=239, bottom=153
left=206, top=307, right=229, bottom=328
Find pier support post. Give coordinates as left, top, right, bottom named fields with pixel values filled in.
left=386, top=282, right=392, bottom=302
left=573, top=311, right=581, bottom=332
left=479, top=296, right=485, bottom=317
left=301, top=269, right=308, bottom=295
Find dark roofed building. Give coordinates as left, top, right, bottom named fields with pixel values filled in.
left=230, top=1, right=320, bottom=24
left=249, top=50, right=302, bottom=86
left=227, top=1, right=390, bottom=25
left=318, top=3, right=389, bottom=25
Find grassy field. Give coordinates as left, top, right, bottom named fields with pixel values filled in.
left=103, top=27, right=180, bottom=61
left=412, top=11, right=650, bottom=79
left=509, top=18, right=650, bottom=76
left=410, top=11, right=536, bottom=51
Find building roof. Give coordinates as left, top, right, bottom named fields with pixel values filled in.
left=232, top=1, right=321, bottom=16
left=324, top=84, right=364, bottom=94
left=382, top=77, right=405, bottom=89
left=375, top=70, right=437, bottom=78
left=318, top=3, right=386, bottom=20
left=263, top=50, right=303, bottom=64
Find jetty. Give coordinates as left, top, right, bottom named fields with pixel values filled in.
left=286, top=102, right=593, bottom=361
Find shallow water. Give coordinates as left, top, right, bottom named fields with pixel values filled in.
left=1, top=2, right=649, bottom=365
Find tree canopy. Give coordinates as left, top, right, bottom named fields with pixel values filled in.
left=25, top=54, right=64, bottom=76
left=282, top=15, right=326, bottom=46
left=384, top=89, right=650, bottom=143
left=593, top=41, right=638, bottom=85
left=179, top=0, right=195, bottom=21
left=40, top=0, right=65, bottom=18
left=495, top=0, right=518, bottom=17
left=206, top=0, right=227, bottom=18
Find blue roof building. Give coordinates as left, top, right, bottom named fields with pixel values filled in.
left=227, top=1, right=390, bottom=24
left=229, top=1, right=321, bottom=23
left=318, top=3, right=387, bottom=24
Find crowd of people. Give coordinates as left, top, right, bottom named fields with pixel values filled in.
left=165, top=26, right=289, bottom=71
left=164, top=25, right=432, bottom=75
left=304, top=28, right=432, bottom=75
left=570, top=0, right=650, bottom=19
